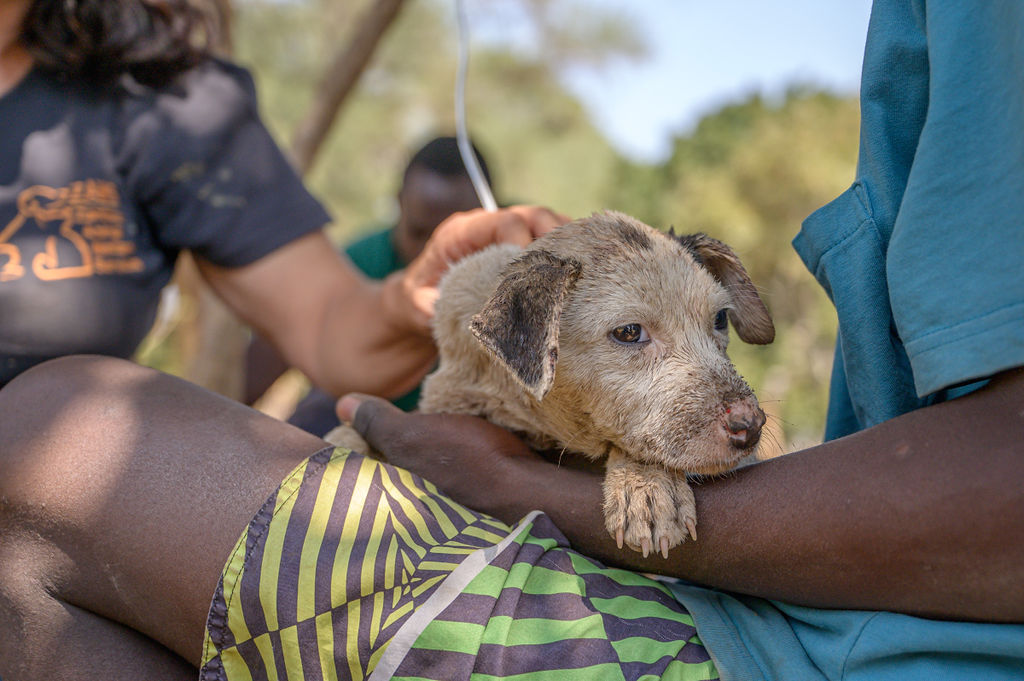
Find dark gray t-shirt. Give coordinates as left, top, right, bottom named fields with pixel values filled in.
left=0, top=59, right=329, bottom=386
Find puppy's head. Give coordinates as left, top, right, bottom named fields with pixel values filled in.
left=469, top=211, right=773, bottom=474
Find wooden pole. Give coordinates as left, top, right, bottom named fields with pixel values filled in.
left=290, top=0, right=407, bottom=175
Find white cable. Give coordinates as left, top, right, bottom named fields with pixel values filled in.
left=454, top=0, right=498, bottom=212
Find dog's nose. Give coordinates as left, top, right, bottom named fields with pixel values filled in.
left=723, top=401, right=765, bottom=450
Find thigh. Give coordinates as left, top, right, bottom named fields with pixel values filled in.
left=0, top=355, right=328, bottom=665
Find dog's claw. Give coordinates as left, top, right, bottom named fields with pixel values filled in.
left=686, top=519, right=697, bottom=542
left=641, top=538, right=651, bottom=558
left=660, top=537, right=669, bottom=559
left=615, top=528, right=624, bottom=549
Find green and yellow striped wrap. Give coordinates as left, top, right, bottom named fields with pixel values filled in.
left=200, top=447, right=718, bottom=681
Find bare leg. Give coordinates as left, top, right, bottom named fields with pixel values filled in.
left=0, top=356, right=328, bottom=679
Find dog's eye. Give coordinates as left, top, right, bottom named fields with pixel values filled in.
left=714, top=309, right=729, bottom=332
left=610, top=323, right=649, bottom=344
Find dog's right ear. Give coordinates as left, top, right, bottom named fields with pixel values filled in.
left=469, top=250, right=582, bottom=401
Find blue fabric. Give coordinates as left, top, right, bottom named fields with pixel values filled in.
left=668, top=582, right=1024, bottom=681
left=795, top=0, right=1024, bottom=439
left=669, top=1, right=1024, bottom=679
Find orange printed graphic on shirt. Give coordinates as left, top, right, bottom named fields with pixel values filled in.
left=0, top=181, right=143, bottom=282
left=0, top=208, right=26, bottom=283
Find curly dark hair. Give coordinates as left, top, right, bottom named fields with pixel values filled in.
left=21, top=0, right=218, bottom=87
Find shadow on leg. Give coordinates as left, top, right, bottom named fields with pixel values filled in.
left=0, top=533, right=197, bottom=680
left=0, top=355, right=328, bottom=678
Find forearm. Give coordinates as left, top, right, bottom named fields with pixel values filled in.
left=488, top=369, right=1024, bottom=622
left=312, top=270, right=437, bottom=398
left=200, top=232, right=437, bottom=399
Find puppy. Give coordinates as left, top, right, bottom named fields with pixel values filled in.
left=328, top=211, right=773, bottom=557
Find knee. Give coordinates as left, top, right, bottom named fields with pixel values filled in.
left=0, top=355, right=156, bottom=504
left=2, top=354, right=150, bottom=399
left=1, top=354, right=143, bottom=437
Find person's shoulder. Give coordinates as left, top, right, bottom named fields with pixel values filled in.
left=345, top=226, right=400, bottom=279
left=114, top=57, right=258, bottom=127
left=171, top=58, right=256, bottom=100
left=157, top=58, right=258, bottom=119
left=346, top=227, right=394, bottom=251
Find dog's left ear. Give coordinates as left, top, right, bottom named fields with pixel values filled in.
left=469, top=250, right=582, bottom=401
left=676, top=232, right=775, bottom=344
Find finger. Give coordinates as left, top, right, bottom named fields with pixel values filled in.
left=335, top=393, right=368, bottom=423
left=407, top=286, right=440, bottom=324
left=434, top=206, right=568, bottom=265
left=336, top=393, right=404, bottom=453
left=442, top=208, right=530, bottom=255
left=505, top=205, right=571, bottom=238
left=485, top=206, right=569, bottom=249
left=400, top=206, right=571, bottom=320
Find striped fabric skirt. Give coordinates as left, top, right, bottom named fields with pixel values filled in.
left=200, top=447, right=718, bottom=681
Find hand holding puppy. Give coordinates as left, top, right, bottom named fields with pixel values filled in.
left=385, top=205, right=569, bottom=334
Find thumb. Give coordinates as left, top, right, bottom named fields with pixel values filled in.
left=336, top=393, right=404, bottom=449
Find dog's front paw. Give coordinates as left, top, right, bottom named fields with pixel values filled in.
left=603, top=457, right=697, bottom=558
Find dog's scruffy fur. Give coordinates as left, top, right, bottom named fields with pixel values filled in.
left=328, top=211, right=773, bottom=557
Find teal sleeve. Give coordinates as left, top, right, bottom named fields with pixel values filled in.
left=794, top=0, right=1024, bottom=438
left=886, top=1, right=1024, bottom=396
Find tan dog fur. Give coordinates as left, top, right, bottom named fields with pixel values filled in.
left=327, top=211, right=773, bottom=557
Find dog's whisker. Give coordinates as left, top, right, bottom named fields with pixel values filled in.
left=548, top=426, right=590, bottom=469
left=765, top=412, right=799, bottom=430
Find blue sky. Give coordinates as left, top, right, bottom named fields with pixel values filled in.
left=557, top=1, right=874, bottom=162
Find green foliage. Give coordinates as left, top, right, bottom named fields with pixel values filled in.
left=218, top=0, right=860, bottom=450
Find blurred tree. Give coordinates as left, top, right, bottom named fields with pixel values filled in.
left=290, top=0, right=408, bottom=175
left=232, top=0, right=642, bottom=236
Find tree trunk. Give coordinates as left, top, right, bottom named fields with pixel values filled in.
left=290, top=0, right=408, bottom=174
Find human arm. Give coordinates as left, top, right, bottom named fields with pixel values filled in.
left=118, top=60, right=563, bottom=397
left=337, top=367, right=1024, bottom=622
left=199, top=205, right=566, bottom=398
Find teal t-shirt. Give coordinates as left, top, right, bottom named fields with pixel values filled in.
left=669, top=1, right=1024, bottom=678
left=667, top=585, right=1024, bottom=681
left=344, top=226, right=404, bottom=280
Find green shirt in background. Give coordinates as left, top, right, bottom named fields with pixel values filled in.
left=344, top=226, right=404, bottom=280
